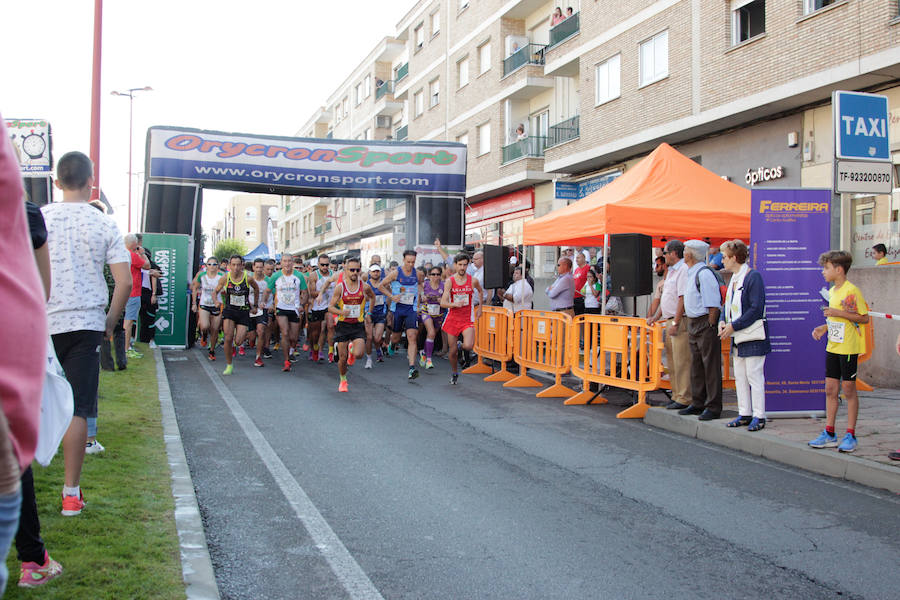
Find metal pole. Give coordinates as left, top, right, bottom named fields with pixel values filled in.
left=600, top=233, right=609, bottom=315
left=89, top=0, right=102, bottom=201
left=127, top=92, right=133, bottom=232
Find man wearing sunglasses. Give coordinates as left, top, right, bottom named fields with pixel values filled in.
left=307, top=254, right=336, bottom=362
left=191, top=258, right=224, bottom=360
left=378, top=250, right=425, bottom=380
left=328, top=257, right=376, bottom=391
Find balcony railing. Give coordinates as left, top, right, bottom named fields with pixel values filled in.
left=375, top=80, right=395, bottom=100
left=396, top=62, right=408, bottom=82
left=502, top=43, right=548, bottom=76
left=395, top=124, right=408, bottom=141
left=374, top=198, right=392, bottom=213
left=548, top=12, right=580, bottom=48
left=501, top=135, right=548, bottom=164
left=313, top=221, right=333, bottom=236
left=547, top=116, right=580, bottom=148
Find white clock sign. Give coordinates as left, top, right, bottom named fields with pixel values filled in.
left=4, top=118, right=51, bottom=176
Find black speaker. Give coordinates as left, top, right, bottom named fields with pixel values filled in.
left=610, top=233, right=653, bottom=296
left=415, top=196, right=464, bottom=247
left=22, top=177, right=52, bottom=206
left=482, top=244, right=513, bottom=289
left=143, top=183, right=199, bottom=235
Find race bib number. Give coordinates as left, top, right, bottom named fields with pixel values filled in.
left=827, top=321, right=845, bottom=344
left=453, top=293, right=469, bottom=305
left=345, top=304, right=362, bottom=319
left=230, top=295, right=246, bottom=307
left=374, top=296, right=385, bottom=306
left=280, top=291, right=295, bottom=305
left=427, top=303, right=441, bottom=316
left=399, top=293, right=416, bottom=305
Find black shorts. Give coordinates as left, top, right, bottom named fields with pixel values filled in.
left=250, top=313, right=269, bottom=328
left=334, top=321, right=366, bottom=343
left=308, top=308, right=327, bottom=323
left=276, top=308, right=299, bottom=323
left=200, top=305, right=220, bottom=317
left=222, top=307, right=251, bottom=328
left=825, top=351, right=859, bottom=381
left=370, top=310, right=387, bottom=325
left=52, top=330, right=103, bottom=419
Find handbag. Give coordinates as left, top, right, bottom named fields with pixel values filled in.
left=733, top=318, right=766, bottom=345
left=35, top=339, right=74, bottom=467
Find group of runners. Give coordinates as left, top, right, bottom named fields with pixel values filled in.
left=190, top=249, right=484, bottom=390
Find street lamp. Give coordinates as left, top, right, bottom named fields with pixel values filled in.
left=110, top=85, right=152, bottom=232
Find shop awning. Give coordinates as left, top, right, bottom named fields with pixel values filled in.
left=523, top=143, right=751, bottom=246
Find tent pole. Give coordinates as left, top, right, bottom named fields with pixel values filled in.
left=601, top=234, right=609, bottom=315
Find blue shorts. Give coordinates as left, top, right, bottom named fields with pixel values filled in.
left=393, top=305, right=418, bottom=332
left=125, top=295, right=141, bottom=320
left=370, top=310, right=387, bottom=325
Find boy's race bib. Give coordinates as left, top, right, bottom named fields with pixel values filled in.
left=827, top=320, right=845, bottom=344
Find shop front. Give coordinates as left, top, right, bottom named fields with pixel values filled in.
left=465, top=187, right=535, bottom=248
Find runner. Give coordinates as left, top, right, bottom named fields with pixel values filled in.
left=270, top=253, right=307, bottom=372
left=215, top=255, right=261, bottom=375
left=440, top=252, right=483, bottom=385
left=249, top=258, right=270, bottom=367
left=263, top=259, right=278, bottom=358
left=365, top=264, right=388, bottom=367
left=385, top=261, right=400, bottom=356
left=191, top=257, right=223, bottom=361
left=379, top=250, right=424, bottom=380
left=307, top=254, right=335, bottom=363
left=419, top=266, right=446, bottom=370
left=293, top=255, right=309, bottom=353
left=328, top=257, right=375, bottom=391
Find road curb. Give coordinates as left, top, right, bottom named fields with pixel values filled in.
left=155, top=348, right=221, bottom=599
left=644, top=407, right=900, bottom=494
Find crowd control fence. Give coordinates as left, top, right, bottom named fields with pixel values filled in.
left=462, top=307, right=517, bottom=382
left=504, top=310, right=577, bottom=398
left=856, top=322, right=876, bottom=392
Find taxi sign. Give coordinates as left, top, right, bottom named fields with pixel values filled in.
left=833, top=91, right=890, bottom=162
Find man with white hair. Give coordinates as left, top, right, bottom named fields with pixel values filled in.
left=678, top=239, right=723, bottom=420
left=123, top=233, right=150, bottom=357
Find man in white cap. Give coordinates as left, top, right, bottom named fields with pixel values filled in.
left=678, top=239, right=723, bottom=420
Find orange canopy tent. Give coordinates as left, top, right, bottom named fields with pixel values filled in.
left=523, top=143, right=751, bottom=247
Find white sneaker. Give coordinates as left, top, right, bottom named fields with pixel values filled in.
left=85, top=440, right=105, bottom=454
left=365, top=356, right=373, bottom=369
left=148, top=340, right=157, bottom=349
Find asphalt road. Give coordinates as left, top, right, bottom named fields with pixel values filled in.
left=165, top=346, right=900, bottom=600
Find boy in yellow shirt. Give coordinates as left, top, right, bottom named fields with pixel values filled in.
left=810, top=251, right=869, bottom=453
left=872, top=243, right=888, bottom=265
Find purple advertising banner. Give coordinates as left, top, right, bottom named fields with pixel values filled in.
left=750, top=189, right=831, bottom=415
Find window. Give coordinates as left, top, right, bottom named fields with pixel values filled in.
left=342, top=96, right=349, bottom=116
left=364, top=75, right=371, bottom=98
left=431, top=10, right=440, bottom=37
left=803, top=0, right=837, bottom=15
left=732, top=0, right=765, bottom=44
left=639, top=30, right=668, bottom=87
left=595, top=54, right=621, bottom=105
left=457, top=56, right=469, bottom=88
left=414, top=23, right=425, bottom=49
left=429, top=78, right=440, bottom=108
left=477, top=122, right=490, bottom=156
left=456, top=132, right=469, bottom=147
left=365, top=127, right=372, bottom=140
left=414, top=90, right=424, bottom=117
left=245, top=206, right=257, bottom=220
left=478, top=42, right=491, bottom=75
left=334, top=104, right=341, bottom=123
left=244, top=228, right=256, bottom=239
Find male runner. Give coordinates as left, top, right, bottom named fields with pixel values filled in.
left=191, top=257, right=224, bottom=360
left=249, top=259, right=270, bottom=367
left=328, top=257, right=376, bottom=391
left=307, top=254, right=335, bottom=362
left=441, top=252, right=483, bottom=385
left=270, top=253, right=307, bottom=371
left=365, top=264, right=388, bottom=367
left=214, top=255, right=261, bottom=375
left=379, top=250, right=424, bottom=380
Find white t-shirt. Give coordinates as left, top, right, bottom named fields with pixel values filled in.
left=42, top=202, right=129, bottom=335
left=311, top=273, right=334, bottom=311
left=274, top=274, right=302, bottom=312
left=251, top=277, right=268, bottom=316
left=199, top=273, right=223, bottom=307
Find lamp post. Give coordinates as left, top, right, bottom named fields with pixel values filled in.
left=110, top=86, right=152, bottom=232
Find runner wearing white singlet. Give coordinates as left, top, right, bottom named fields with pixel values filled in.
left=249, top=259, right=270, bottom=368
left=191, top=258, right=223, bottom=360
left=307, top=254, right=336, bottom=363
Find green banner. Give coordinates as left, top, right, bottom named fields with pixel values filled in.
left=141, top=233, right=191, bottom=348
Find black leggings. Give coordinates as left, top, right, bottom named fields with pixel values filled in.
left=15, top=467, right=45, bottom=564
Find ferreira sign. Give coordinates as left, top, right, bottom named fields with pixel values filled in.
left=145, top=126, right=467, bottom=196
left=141, top=233, right=190, bottom=348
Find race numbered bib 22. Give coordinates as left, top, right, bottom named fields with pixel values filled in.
left=827, top=320, right=845, bottom=344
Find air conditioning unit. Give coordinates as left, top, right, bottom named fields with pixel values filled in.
left=376, top=115, right=392, bottom=129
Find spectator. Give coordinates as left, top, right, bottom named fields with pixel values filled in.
left=708, top=245, right=724, bottom=270
left=678, top=239, right=723, bottom=420
left=136, top=234, right=161, bottom=348
left=872, top=243, right=888, bottom=265
left=718, top=240, right=770, bottom=432
left=652, top=240, right=692, bottom=409
left=546, top=256, right=575, bottom=316
left=551, top=6, right=564, bottom=25
left=581, top=268, right=602, bottom=314
left=502, top=266, right=533, bottom=313
left=515, top=124, right=527, bottom=141
left=566, top=6, right=574, bottom=17
left=572, top=250, right=590, bottom=315
left=123, top=233, right=150, bottom=358
left=646, top=256, right=667, bottom=323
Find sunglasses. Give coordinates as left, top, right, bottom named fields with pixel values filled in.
left=430, top=272, right=441, bottom=276
left=348, top=268, right=360, bottom=272
left=207, top=263, right=218, bottom=266
left=319, top=263, right=329, bottom=267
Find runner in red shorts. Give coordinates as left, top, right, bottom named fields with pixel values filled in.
left=441, top=252, right=483, bottom=385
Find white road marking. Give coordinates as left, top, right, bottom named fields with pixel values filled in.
left=194, top=352, right=385, bottom=600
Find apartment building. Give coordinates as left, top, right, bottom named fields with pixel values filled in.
left=223, top=193, right=279, bottom=253
left=286, top=0, right=900, bottom=274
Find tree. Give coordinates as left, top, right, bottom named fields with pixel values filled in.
left=213, top=238, right=248, bottom=263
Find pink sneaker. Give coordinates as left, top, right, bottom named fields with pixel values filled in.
left=19, top=550, right=63, bottom=588
left=61, top=491, right=85, bottom=516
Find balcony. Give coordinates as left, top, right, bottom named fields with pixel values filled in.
left=548, top=12, right=579, bottom=48
left=396, top=62, right=408, bottom=82
left=502, top=43, right=547, bottom=77
left=375, top=80, right=395, bottom=100
left=501, top=136, right=548, bottom=164
left=374, top=198, right=393, bottom=213
left=313, top=221, right=333, bottom=236
left=395, top=124, right=408, bottom=140
left=547, top=116, right=579, bottom=148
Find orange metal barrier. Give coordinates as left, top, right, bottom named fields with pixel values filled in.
left=565, top=315, right=664, bottom=419
left=504, top=310, right=576, bottom=398
left=657, top=338, right=734, bottom=392
left=856, top=321, right=875, bottom=392
left=462, top=307, right=516, bottom=382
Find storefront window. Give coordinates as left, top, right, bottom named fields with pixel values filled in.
left=849, top=181, right=900, bottom=265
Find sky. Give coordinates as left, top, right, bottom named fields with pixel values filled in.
left=2, top=0, right=406, bottom=237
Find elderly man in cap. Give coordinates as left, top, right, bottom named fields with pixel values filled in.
left=648, top=239, right=692, bottom=410
left=678, top=239, right=723, bottom=420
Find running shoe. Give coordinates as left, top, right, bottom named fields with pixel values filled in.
left=60, top=491, right=85, bottom=516
left=85, top=440, right=105, bottom=454
left=238, top=346, right=245, bottom=356
left=408, top=367, right=419, bottom=380
left=208, top=350, right=216, bottom=361
left=232, top=348, right=237, bottom=358
left=282, top=360, right=291, bottom=372
left=365, top=356, right=373, bottom=369
left=274, top=342, right=280, bottom=351
left=837, top=433, right=858, bottom=453
left=338, top=380, right=349, bottom=392
left=309, top=350, right=317, bottom=361
left=262, top=349, right=273, bottom=359
left=450, top=373, right=459, bottom=385
left=425, top=359, right=434, bottom=369
left=249, top=340, right=255, bottom=349
left=302, top=343, right=310, bottom=352
left=126, top=348, right=143, bottom=359
left=254, top=358, right=264, bottom=368
left=418, top=352, right=426, bottom=367
left=808, top=430, right=838, bottom=448
left=18, top=550, right=62, bottom=588
left=328, top=352, right=335, bottom=363
left=348, top=351, right=356, bottom=366
left=200, top=335, right=207, bottom=347
left=387, top=343, right=395, bottom=356
left=223, top=364, right=234, bottom=375
left=376, top=349, right=384, bottom=363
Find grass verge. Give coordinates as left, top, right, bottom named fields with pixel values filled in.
left=5, top=343, right=184, bottom=599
